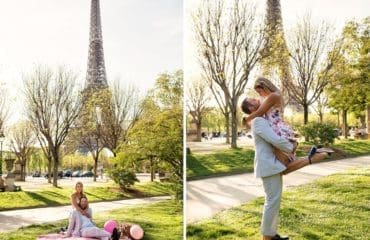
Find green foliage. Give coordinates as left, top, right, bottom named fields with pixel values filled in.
left=108, top=167, right=139, bottom=191
left=298, top=122, right=338, bottom=146
left=326, top=17, right=370, bottom=115
left=112, top=70, right=183, bottom=199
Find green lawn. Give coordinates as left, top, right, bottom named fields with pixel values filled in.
left=187, top=167, right=370, bottom=240
left=187, top=148, right=255, bottom=180
left=0, top=200, right=183, bottom=240
left=0, top=182, right=173, bottom=211
left=187, top=139, right=370, bottom=179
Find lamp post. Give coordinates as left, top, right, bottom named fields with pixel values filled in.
left=0, top=131, right=5, bottom=175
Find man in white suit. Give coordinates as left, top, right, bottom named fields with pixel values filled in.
left=241, top=98, right=327, bottom=240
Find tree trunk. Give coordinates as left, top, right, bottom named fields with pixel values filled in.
left=342, top=110, right=348, bottom=139
left=366, top=106, right=370, bottom=136
left=196, top=121, right=202, bottom=142
left=231, top=109, right=238, bottom=149
left=150, top=157, right=154, bottom=182
left=52, top=156, right=59, bottom=187
left=47, top=157, right=52, bottom=184
left=93, top=153, right=98, bottom=182
left=319, top=111, right=323, bottom=123
left=303, top=104, right=309, bottom=125
left=303, top=104, right=309, bottom=141
left=225, top=113, right=230, bottom=144
left=359, top=115, right=366, bottom=129
left=21, top=162, right=26, bottom=181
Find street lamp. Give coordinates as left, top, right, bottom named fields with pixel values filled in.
left=0, top=131, right=5, bottom=175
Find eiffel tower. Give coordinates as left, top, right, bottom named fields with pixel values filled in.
left=260, top=0, right=292, bottom=106
left=85, top=0, right=108, bottom=89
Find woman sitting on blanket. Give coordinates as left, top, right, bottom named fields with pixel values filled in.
left=62, top=196, right=115, bottom=240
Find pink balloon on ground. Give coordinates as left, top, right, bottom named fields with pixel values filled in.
left=130, top=224, right=144, bottom=239
left=103, top=220, right=117, bottom=234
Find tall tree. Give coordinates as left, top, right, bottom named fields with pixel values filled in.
left=327, top=17, right=370, bottom=137
left=285, top=14, right=341, bottom=124
left=8, top=121, right=36, bottom=181
left=101, top=81, right=142, bottom=156
left=74, top=87, right=109, bottom=182
left=0, top=83, right=10, bottom=133
left=115, top=71, right=183, bottom=199
left=24, top=65, right=81, bottom=187
left=312, top=93, right=329, bottom=123
left=194, top=0, right=265, bottom=148
left=186, top=78, right=210, bottom=141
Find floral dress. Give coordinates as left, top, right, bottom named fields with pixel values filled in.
left=265, top=106, right=295, bottom=140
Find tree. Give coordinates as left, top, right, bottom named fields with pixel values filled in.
left=186, top=78, right=210, bottom=141
left=113, top=70, right=183, bottom=199
left=8, top=121, right=36, bottom=181
left=285, top=14, right=341, bottom=124
left=74, top=87, right=108, bottom=182
left=194, top=0, right=266, bottom=148
left=326, top=18, right=370, bottom=137
left=24, top=65, right=81, bottom=187
left=101, top=81, right=142, bottom=156
left=0, top=83, right=10, bottom=132
left=312, top=93, right=329, bottom=123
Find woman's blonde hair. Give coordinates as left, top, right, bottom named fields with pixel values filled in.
left=254, top=77, right=279, bottom=93
left=75, top=181, right=84, bottom=196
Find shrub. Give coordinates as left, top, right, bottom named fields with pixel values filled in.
left=108, top=167, right=139, bottom=191
left=298, top=122, right=338, bottom=146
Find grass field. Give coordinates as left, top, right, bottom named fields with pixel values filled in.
left=187, top=148, right=255, bottom=180
left=187, top=139, right=370, bottom=179
left=0, top=200, right=183, bottom=240
left=0, top=182, right=173, bottom=211
left=187, top=167, right=370, bottom=240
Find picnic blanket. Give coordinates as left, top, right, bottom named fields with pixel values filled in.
left=37, top=233, right=98, bottom=240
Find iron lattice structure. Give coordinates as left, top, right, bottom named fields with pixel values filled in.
left=85, top=0, right=108, bottom=89
left=261, top=0, right=293, bottom=105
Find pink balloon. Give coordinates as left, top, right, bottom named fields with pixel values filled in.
left=104, top=220, right=117, bottom=234
left=130, top=224, right=144, bottom=240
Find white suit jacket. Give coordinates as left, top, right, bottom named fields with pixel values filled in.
left=251, top=117, right=293, bottom=178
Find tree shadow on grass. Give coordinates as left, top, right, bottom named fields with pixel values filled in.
left=187, top=149, right=255, bottom=180
left=24, top=191, right=62, bottom=206
left=187, top=154, right=214, bottom=178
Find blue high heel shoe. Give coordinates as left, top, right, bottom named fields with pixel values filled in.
left=308, top=146, right=317, bottom=164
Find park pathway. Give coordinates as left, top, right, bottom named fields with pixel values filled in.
left=186, top=155, right=370, bottom=223
left=0, top=196, right=171, bottom=232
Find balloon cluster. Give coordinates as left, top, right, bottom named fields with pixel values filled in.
left=104, top=220, right=144, bottom=240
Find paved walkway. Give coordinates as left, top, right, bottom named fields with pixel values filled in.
left=186, top=155, right=370, bottom=223
left=0, top=196, right=171, bottom=232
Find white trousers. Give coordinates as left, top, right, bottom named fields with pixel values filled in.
left=261, top=174, right=283, bottom=236
left=81, top=227, right=111, bottom=240
left=66, top=210, right=111, bottom=240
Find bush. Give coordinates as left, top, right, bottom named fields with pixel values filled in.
left=298, top=122, right=338, bottom=146
left=108, top=167, right=139, bottom=191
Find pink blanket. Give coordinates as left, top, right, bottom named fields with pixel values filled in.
left=37, top=233, right=98, bottom=240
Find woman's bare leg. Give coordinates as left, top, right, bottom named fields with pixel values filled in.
left=282, top=152, right=328, bottom=175
left=273, top=148, right=329, bottom=175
